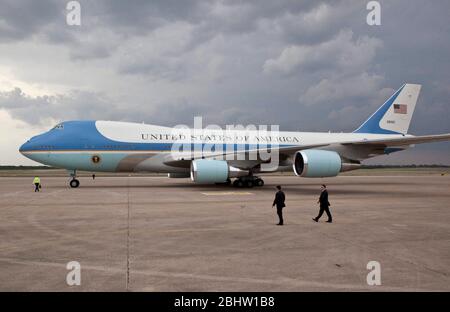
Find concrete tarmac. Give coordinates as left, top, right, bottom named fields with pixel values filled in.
left=0, top=175, right=449, bottom=291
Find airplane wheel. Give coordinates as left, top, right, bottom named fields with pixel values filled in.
left=245, top=180, right=254, bottom=188
left=70, top=179, right=80, bottom=188
left=255, top=178, right=264, bottom=187
left=233, top=179, right=244, bottom=188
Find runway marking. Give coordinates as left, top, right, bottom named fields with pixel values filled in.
left=201, top=192, right=254, bottom=196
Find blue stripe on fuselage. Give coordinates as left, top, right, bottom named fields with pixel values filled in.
left=21, top=120, right=293, bottom=152
left=26, top=152, right=130, bottom=172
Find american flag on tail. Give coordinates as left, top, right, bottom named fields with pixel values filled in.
left=393, top=104, right=407, bottom=114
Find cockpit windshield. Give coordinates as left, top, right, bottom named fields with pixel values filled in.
left=52, top=123, right=64, bottom=130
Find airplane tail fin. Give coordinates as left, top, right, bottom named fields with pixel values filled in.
left=353, top=83, right=422, bottom=135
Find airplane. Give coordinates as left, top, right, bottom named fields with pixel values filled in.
left=19, top=83, right=450, bottom=188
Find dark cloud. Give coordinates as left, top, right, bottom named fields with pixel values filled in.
left=0, top=0, right=61, bottom=42
left=0, top=88, right=117, bottom=124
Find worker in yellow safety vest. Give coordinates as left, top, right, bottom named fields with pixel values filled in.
left=33, top=176, right=41, bottom=192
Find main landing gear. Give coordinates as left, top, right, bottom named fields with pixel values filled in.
left=232, top=176, right=264, bottom=188
left=69, top=170, right=80, bottom=188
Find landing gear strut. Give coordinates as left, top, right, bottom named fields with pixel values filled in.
left=69, top=170, right=80, bottom=188
left=233, top=176, right=264, bottom=188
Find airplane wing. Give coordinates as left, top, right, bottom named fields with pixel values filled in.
left=163, top=143, right=329, bottom=168
left=343, top=133, right=450, bottom=147
left=163, top=133, right=450, bottom=168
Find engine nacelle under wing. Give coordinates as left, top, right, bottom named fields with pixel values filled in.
left=190, top=159, right=248, bottom=183
left=293, top=149, right=360, bottom=177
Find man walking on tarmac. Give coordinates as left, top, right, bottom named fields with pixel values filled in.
left=33, top=176, right=41, bottom=192
left=272, top=185, right=286, bottom=225
left=313, top=184, right=332, bottom=223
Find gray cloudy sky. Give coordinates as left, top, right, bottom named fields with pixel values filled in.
left=0, top=0, right=449, bottom=165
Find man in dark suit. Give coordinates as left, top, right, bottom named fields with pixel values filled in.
left=313, top=184, right=332, bottom=223
left=272, top=185, right=286, bottom=225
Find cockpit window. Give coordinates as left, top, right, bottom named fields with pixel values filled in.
left=52, top=123, right=64, bottom=130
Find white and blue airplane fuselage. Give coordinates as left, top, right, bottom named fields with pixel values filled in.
left=19, top=84, right=450, bottom=188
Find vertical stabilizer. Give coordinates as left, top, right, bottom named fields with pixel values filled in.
left=354, top=83, right=421, bottom=135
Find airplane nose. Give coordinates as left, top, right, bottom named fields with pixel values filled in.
left=19, top=141, right=30, bottom=154
left=20, top=133, right=44, bottom=154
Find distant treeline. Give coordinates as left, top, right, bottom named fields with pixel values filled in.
left=0, top=166, right=55, bottom=170
left=0, top=164, right=449, bottom=170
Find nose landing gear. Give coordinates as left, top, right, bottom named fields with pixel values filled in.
left=70, top=179, right=80, bottom=188
left=68, top=170, right=80, bottom=188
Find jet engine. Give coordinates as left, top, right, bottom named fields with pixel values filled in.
left=293, top=149, right=360, bottom=177
left=190, top=159, right=248, bottom=183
